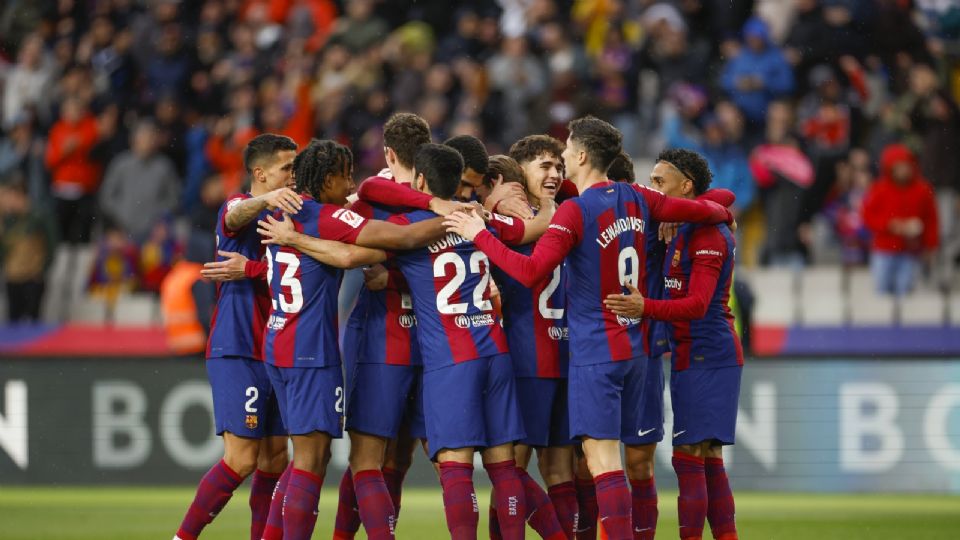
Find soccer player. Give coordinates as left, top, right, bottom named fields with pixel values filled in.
left=604, top=148, right=743, bottom=540
left=443, top=116, right=732, bottom=540
left=257, top=139, right=448, bottom=540
left=173, top=134, right=301, bottom=540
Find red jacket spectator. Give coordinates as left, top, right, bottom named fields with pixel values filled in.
left=862, top=143, right=939, bottom=253
left=45, top=105, right=102, bottom=196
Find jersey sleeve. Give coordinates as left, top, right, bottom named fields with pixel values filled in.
left=357, top=177, right=433, bottom=210
left=220, top=194, right=252, bottom=238
left=244, top=259, right=268, bottom=280
left=643, top=226, right=726, bottom=321
left=556, top=179, right=579, bottom=203
left=473, top=200, right=581, bottom=288
left=349, top=199, right=376, bottom=220
left=635, top=184, right=732, bottom=225
left=486, top=213, right=526, bottom=245
left=317, top=205, right=369, bottom=244
left=699, top=188, right=735, bottom=208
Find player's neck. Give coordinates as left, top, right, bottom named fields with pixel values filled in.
left=574, top=169, right=610, bottom=193
left=393, top=165, right=416, bottom=185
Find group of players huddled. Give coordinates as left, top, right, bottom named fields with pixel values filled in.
left=173, top=112, right=744, bottom=540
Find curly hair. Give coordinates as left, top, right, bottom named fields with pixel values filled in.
left=568, top=116, right=622, bottom=172
left=508, top=134, right=564, bottom=166
left=656, top=148, right=712, bottom=195
left=486, top=154, right=526, bottom=187
left=444, top=135, right=489, bottom=175
left=383, top=112, right=431, bottom=169
left=606, top=151, right=635, bottom=183
left=293, top=139, right=353, bottom=200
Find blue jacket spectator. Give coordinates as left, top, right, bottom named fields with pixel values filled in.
left=721, top=17, right=794, bottom=124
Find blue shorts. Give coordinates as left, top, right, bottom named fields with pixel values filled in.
left=670, top=365, right=742, bottom=446
left=568, top=357, right=648, bottom=444
left=422, top=354, right=525, bottom=460
left=516, top=377, right=573, bottom=447
left=207, top=357, right=286, bottom=438
left=636, top=356, right=666, bottom=445
left=266, top=364, right=344, bottom=437
left=346, top=363, right=425, bottom=439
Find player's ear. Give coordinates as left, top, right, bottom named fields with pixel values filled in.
left=384, top=146, right=396, bottom=166
left=415, top=172, right=426, bottom=193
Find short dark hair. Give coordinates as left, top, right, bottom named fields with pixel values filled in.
left=414, top=143, right=464, bottom=200
left=486, top=154, right=525, bottom=186
left=293, top=139, right=353, bottom=200
left=443, top=135, right=488, bottom=175
left=509, top=134, right=564, bottom=165
left=383, top=112, right=431, bottom=169
left=657, top=148, right=712, bottom=195
left=606, top=151, right=635, bottom=183
left=568, top=116, right=622, bottom=172
left=243, top=133, right=297, bottom=173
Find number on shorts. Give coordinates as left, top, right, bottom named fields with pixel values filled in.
left=334, top=387, right=344, bottom=413
left=266, top=250, right=304, bottom=313
left=244, top=386, right=259, bottom=413
left=433, top=251, right=492, bottom=314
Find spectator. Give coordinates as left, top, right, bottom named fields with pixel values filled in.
left=44, top=96, right=102, bottom=244
left=2, top=34, right=53, bottom=129
left=0, top=181, right=56, bottom=322
left=823, top=148, right=872, bottom=267
left=99, top=120, right=181, bottom=242
left=328, top=0, right=389, bottom=53
left=139, top=219, right=181, bottom=294
left=487, top=36, right=548, bottom=148
left=862, top=143, right=939, bottom=296
left=720, top=17, right=794, bottom=138
left=0, top=112, right=47, bottom=205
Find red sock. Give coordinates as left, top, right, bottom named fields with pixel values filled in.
left=484, top=460, right=527, bottom=540
left=354, top=469, right=397, bottom=539
left=705, top=457, right=737, bottom=540
left=630, top=477, right=658, bottom=540
left=575, top=477, right=598, bottom=540
left=381, top=467, right=406, bottom=520
left=260, top=464, right=291, bottom=540
left=517, top=468, right=567, bottom=540
left=438, top=461, right=479, bottom=540
left=593, top=471, right=632, bottom=540
left=283, top=468, right=323, bottom=540
left=176, top=459, right=243, bottom=540
left=673, top=452, right=707, bottom=540
left=334, top=469, right=361, bottom=539
left=249, top=469, right=281, bottom=540
left=489, top=501, right=503, bottom=540
left=548, top=481, right=578, bottom=539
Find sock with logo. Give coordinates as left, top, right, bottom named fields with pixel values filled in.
left=333, top=468, right=361, bottom=539
left=438, top=461, right=479, bottom=540
left=516, top=468, right=567, bottom=539
left=673, top=451, right=707, bottom=540
left=630, top=477, right=658, bottom=540
left=354, top=469, right=397, bottom=539
left=282, top=468, right=323, bottom=540
left=705, top=457, right=737, bottom=540
left=381, top=467, right=406, bottom=521
left=249, top=469, right=281, bottom=540
left=484, top=460, right=527, bottom=540
left=176, top=459, right=244, bottom=540
left=547, top=481, right=579, bottom=539
left=593, top=470, right=632, bottom=540
left=575, top=477, right=598, bottom=540
left=259, top=463, right=291, bottom=540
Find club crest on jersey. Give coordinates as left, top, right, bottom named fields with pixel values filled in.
left=547, top=326, right=569, bottom=341
left=616, top=314, right=642, bottom=327
left=672, top=249, right=682, bottom=267
left=398, top=313, right=417, bottom=328
left=245, top=414, right=258, bottom=429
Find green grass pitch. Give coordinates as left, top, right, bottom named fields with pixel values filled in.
left=1, top=486, right=957, bottom=539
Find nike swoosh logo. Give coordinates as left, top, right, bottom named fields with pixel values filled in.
left=673, top=430, right=686, bottom=438
left=638, top=428, right=656, bottom=436
left=635, top=527, right=652, bottom=532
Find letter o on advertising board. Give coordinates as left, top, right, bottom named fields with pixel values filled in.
left=160, top=382, right=221, bottom=468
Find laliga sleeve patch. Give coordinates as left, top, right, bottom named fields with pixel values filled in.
left=332, top=208, right=366, bottom=228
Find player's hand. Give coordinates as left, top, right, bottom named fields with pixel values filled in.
left=494, top=194, right=535, bottom=220
left=485, top=179, right=533, bottom=218
left=443, top=209, right=487, bottom=241
left=603, top=283, right=645, bottom=318
left=201, top=251, right=249, bottom=281
left=257, top=213, right=296, bottom=246
left=659, top=222, right=679, bottom=243
left=363, top=264, right=389, bottom=291
left=262, top=188, right=302, bottom=215
left=429, top=197, right=476, bottom=217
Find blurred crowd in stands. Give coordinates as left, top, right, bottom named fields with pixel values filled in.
left=1, top=0, right=959, bottom=324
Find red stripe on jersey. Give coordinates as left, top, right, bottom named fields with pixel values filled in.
left=480, top=256, right=510, bottom=354
left=271, top=246, right=300, bottom=368
left=597, top=208, right=634, bottom=361
left=625, top=202, right=650, bottom=358
left=430, top=251, right=479, bottom=363
left=670, top=234, right=692, bottom=370
left=383, top=288, right=411, bottom=366
left=531, top=284, right=560, bottom=377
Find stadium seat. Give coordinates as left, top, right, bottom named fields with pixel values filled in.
left=900, top=291, right=946, bottom=326
left=949, top=293, right=960, bottom=326
left=112, top=293, right=161, bottom=327
left=745, top=268, right=798, bottom=326
left=798, top=267, right=845, bottom=326
left=848, top=269, right=895, bottom=326
left=68, top=294, right=109, bottom=324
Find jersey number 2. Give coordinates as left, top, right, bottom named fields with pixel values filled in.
left=433, top=252, right=493, bottom=314
left=266, top=251, right=304, bottom=314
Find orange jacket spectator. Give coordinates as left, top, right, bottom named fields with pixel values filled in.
left=205, top=125, right=258, bottom=195
left=862, top=143, right=939, bottom=253
left=241, top=0, right=337, bottom=51
left=45, top=109, right=102, bottom=196
left=281, top=82, right=315, bottom=147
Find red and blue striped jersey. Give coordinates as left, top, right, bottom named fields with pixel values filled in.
left=263, top=196, right=368, bottom=368
left=492, top=237, right=569, bottom=379
left=655, top=223, right=744, bottom=371
left=346, top=199, right=420, bottom=366
left=645, top=238, right=672, bottom=359
left=391, top=210, right=525, bottom=371
left=207, top=193, right=272, bottom=361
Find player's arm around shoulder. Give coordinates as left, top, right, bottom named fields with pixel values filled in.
left=257, top=212, right=387, bottom=269
left=224, top=188, right=302, bottom=231
left=354, top=213, right=448, bottom=251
